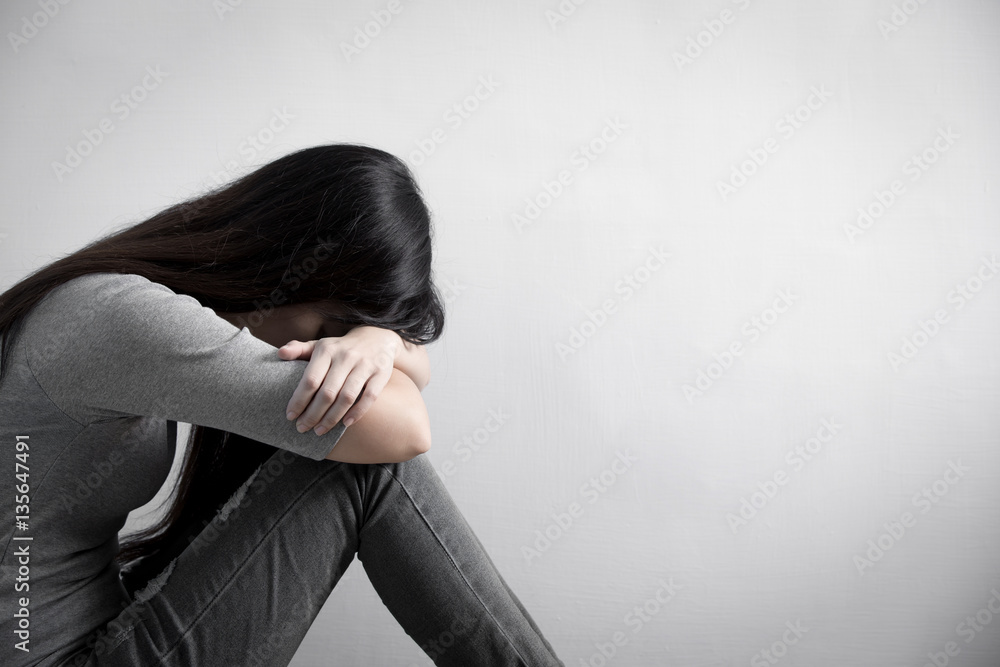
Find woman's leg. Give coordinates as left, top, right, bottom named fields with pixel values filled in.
left=65, top=448, right=564, bottom=666
left=355, top=451, right=564, bottom=665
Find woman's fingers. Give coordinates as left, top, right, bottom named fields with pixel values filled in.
left=278, top=329, right=398, bottom=432
left=277, top=339, right=313, bottom=361
left=309, top=366, right=372, bottom=433
left=286, top=350, right=349, bottom=428
left=339, top=363, right=392, bottom=427
left=281, top=340, right=320, bottom=419
left=294, top=378, right=347, bottom=433
left=288, top=347, right=374, bottom=433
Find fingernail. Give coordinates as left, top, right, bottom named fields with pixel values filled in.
left=286, top=410, right=296, bottom=420
left=343, top=417, right=354, bottom=427
left=314, top=426, right=327, bottom=435
left=297, top=422, right=309, bottom=433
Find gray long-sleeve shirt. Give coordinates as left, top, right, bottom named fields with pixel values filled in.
left=0, top=272, right=346, bottom=666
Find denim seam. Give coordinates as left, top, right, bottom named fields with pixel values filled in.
left=374, top=461, right=531, bottom=665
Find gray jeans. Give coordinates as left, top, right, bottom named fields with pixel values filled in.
left=59, top=450, right=564, bottom=666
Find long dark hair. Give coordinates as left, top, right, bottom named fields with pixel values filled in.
left=0, top=143, right=444, bottom=583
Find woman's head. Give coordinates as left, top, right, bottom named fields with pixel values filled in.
left=0, top=143, right=443, bottom=377
left=0, top=143, right=445, bottom=573
left=153, top=143, right=444, bottom=344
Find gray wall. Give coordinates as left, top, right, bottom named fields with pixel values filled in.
left=1, top=1, right=998, bottom=665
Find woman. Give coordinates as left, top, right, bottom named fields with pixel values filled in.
left=0, top=144, right=564, bottom=666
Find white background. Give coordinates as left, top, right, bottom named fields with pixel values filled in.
left=1, top=1, right=999, bottom=665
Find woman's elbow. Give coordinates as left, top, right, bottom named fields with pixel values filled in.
left=333, top=369, right=431, bottom=463
left=413, top=427, right=431, bottom=456
left=392, top=367, right=431, bottom=458
left=404, top=410, right=432, bottom=458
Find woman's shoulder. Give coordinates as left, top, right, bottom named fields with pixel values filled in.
left=47, top=271, right=155, bottom=299
left=35, top=272, right=175, bottom=317
left=17, top=271, right=224, bottom=420
left=23, top=272, right=190, bottom=355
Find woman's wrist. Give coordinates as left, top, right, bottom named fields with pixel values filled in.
left=339, top=325, right=429, bottom=391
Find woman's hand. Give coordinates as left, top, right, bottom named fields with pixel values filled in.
left=278, top=326, right=402, bottom=434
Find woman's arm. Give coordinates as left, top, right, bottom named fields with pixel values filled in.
left=322, top=368, right=430, bottom=463
left=278, top=328, right=431, bottom=463
left=392, top=338, right=430, bottom=391
left=317, top=321, right=430, bottom=392
left=279, top=326, right=429, bottom=431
